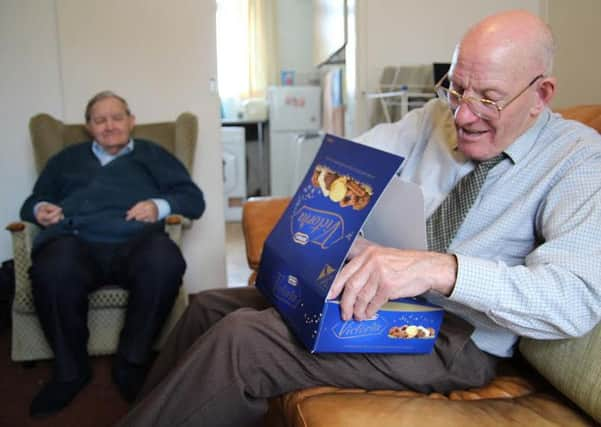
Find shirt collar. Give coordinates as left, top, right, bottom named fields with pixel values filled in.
left=503, top=108, right=551, bottom=164
left=92, top=139, right=135, bottom=158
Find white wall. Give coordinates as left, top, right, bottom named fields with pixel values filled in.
left=1, top=0, right=225, bottom=292
left=0, top=0, right=63, bottom=263
left=362, top=0, right=542, bottom=92
left=347, top=0, right=543, bottom=137
left=345, top=0, right=601, bottom=136
left=276, top=0, right=315, bottom=83
left=547, top=0, right=601, bottom=108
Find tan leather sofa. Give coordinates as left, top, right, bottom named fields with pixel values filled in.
left=242, top=105, right=601, bottom=426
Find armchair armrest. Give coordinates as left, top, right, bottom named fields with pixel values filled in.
left=5, top=216, right=190, bottom=307
left=164, top=214, right=192, bottom=247
left=5, top=221, right=39, bottom=308
left=241, top=197, right=290, bottom=271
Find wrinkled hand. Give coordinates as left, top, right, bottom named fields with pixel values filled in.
left=347, top=235, right=382, bottom=260
left=35, top=202, right=64, bottom=226
left=126, top=200, right=159, bottom=223
left=327, top=245, right=457, bottom=321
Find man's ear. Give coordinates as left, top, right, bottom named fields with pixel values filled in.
left=532, top=77, right=556, bottom=114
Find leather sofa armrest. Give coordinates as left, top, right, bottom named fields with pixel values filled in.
left=555, top=105, right=601, bottom=134
left=289, top=391, right=591, bottom=427
left=242, top=197, right=290, bottom=271
left=271, top=376, right=593, bottom=427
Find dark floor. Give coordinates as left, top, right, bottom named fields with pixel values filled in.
left=0, top=222, right=250, bottom=426
left=0, top=321, right=131, bottom=427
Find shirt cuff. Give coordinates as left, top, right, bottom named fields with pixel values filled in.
left=152, top=199, right=171, bottom=220
left=449, top=253, right=501, bottom=313
left=33, top=201, right=49, bottom=217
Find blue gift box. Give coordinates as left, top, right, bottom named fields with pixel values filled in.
left=256, top=134, right=443, bottom=353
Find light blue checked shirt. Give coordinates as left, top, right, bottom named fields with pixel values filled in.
left=356, top=99, right=601, bottom=357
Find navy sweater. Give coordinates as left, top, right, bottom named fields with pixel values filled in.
left=21, top=139, right=205, bottom=247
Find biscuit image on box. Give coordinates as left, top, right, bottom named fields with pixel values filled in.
left=311, top=165, right=372, bottom=210
left=388, top=325, right=436, bottom=339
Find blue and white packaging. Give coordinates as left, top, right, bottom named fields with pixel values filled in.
left=256, top=134, right=443, bottom=353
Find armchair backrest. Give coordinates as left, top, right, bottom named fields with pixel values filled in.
left=29, top=112, right=198, bottom=174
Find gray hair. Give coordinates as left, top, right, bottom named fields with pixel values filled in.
left=85, top=90, right=131, bottom=122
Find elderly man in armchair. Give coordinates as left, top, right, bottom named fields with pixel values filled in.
left=20, top=91, right=205, bottom=417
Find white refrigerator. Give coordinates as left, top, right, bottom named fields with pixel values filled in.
left=268, top=86, right=321, bottom=197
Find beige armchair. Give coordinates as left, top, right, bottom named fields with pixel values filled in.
left=6, top=112, right=199, bottom=362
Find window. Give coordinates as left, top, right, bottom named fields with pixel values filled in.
left=216, top=0, right=250, bottom=99
left=216, top=0, right=278, bottom=101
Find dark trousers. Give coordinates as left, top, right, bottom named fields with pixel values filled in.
left=117, top=287, right=498, bottom=427
left=29, top=230, right=185, bottom=381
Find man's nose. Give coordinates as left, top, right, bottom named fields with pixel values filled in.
left=454, top=100, right=480, bottom=125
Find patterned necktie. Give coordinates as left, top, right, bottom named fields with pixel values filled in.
left=426, top=154, right=504, bottom=252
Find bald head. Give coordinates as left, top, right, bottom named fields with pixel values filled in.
left=458, top=10, right=555, bottom=76
left=446, top=10, right=557, bottom=161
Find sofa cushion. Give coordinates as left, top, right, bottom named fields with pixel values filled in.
left=289, top=392, right=592, bottom=427
left=13, top=286, right=129, bottom=314
left=266, top=377, right=593, bottom=427
left=519, top=322, right=601, bottom=423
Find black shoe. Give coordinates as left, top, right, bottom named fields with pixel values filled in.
left=30, top=371, right=92, bottom=418
left=112, top=357, right=148, bottom=403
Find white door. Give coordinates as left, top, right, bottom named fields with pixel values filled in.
left=270, top=131, right=299, bottom=197
left=221, top=127, right=247, bottom=222
left=290, top=133, right=323, bottom=195
left=270, top=131, right=323, bottom=197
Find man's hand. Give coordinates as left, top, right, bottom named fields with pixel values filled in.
left=126, top=200, right=159, bottom=223
left=327, top=245, right=458, bottom=321
left=35, top=202, right=64, bottom=226
left=347, top=235, right=379, bottom=259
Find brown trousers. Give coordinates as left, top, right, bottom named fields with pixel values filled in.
left=117, top=287, right=498, bottom=427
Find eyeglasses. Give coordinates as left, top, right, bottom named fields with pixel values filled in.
left=435, top=72, right=544, bottom=121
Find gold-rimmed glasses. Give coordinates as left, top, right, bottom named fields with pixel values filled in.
left=435, top=72, right=544, bottom=121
